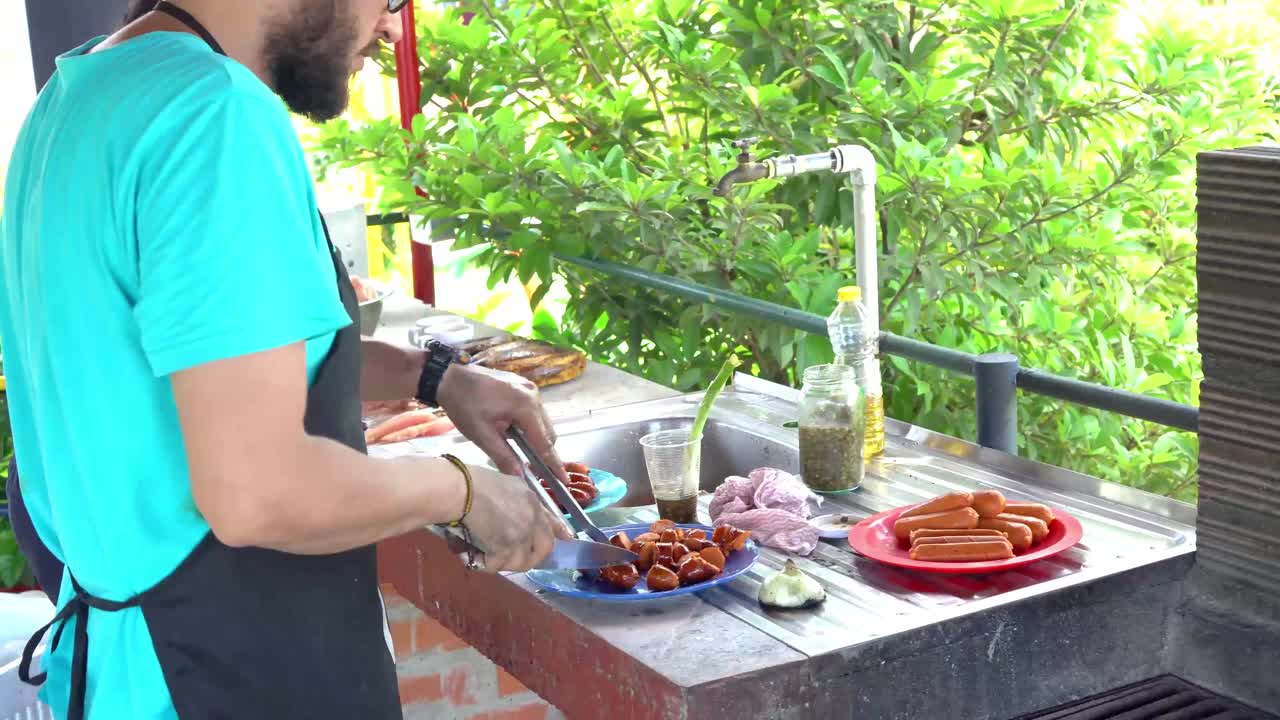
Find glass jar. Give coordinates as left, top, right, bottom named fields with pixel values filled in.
left=798, top=364, right=865, bottom=493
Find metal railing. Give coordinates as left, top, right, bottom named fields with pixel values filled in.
left=365, top=213, right=1199, bottom=453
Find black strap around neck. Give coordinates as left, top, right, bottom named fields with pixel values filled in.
left=154, top=1, right=228, bottom=57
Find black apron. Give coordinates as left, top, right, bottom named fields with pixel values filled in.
left=18, top=6, right=402, bottom=718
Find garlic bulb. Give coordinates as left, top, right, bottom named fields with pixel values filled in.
left=757, top=560, right=826, bottom=609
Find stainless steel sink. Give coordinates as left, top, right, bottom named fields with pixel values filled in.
left=425, top=381, right=1198, bottom=657
left=550, top=418, right=799, bottom=507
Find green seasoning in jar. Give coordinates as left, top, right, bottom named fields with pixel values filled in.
left=798, top=364, right=865, bottom=492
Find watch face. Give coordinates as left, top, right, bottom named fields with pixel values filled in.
left=428, top=340, right=469, bottom=365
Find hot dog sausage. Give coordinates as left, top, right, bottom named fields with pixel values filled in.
left=909, top=528, right=1006, bottom=542
left=995, top=512, right=1049, bottom=543
left=1003, top=502, right=1055, bottom=524
left=909, top=539, right=1014, bottom=562
left=893, top=506, right=980, bottom=542
left=971, top=490, right=1006, bottom=518
left=899, top=492, right=975, bottom=519
left=564, top=462, right=591, bottom=475
left=699, top=546, right=726, bottom=572
left=646, top=565, right=680, bottom=592
left=599, top=563, right=640, bottom=590
left=912, top=535, right=1012, bottom=546
left=977, top=517, right=1034, bottom=551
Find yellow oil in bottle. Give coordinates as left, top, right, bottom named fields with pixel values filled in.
left=863, top=392, right=885, bottom=459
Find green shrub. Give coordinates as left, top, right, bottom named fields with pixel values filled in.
left=311, top=0, right=1280, bottom=502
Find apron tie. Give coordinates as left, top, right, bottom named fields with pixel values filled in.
left=18, top=574, right=143, bottom=720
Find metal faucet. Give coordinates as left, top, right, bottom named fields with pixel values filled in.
left=712, top=138, right=773, bottom=196
left=708, top=136, right=882, bottom=339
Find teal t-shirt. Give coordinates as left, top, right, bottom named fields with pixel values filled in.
left=0, top=33, right=352, bottom=718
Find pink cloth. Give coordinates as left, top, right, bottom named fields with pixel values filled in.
left=709, top=468, right=821, bottom=555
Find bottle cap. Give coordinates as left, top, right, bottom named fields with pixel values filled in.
left=837, top=286, right=861, bottom=303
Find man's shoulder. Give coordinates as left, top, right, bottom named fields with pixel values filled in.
left=84, top=33, right=288, bottom=127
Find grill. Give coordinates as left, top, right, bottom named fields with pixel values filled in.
left=1016, top=676, right=1278, bottom=720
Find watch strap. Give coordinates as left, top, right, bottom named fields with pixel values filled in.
left=416, top=340, right=467, bottom=407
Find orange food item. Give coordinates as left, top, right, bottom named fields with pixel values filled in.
left=977, top=517, right=1034, bottom=552
left=375, top=417, right=456, bottom=444
left=568, top=480, right=597, bottom=500
left=646, top=565, right=680, bottom=592
left=909, top=528, right=1005, bottom=543
left=609, top=532, right=632, bottom=552
left=712, top=525, right=735, bottom=546
left=659, top=529, right=680, bottom=544
left=899, top=492, right=974, bottom=519
left=1003, top=502, right=1055, bottom=525
left=650, top=519, right=677, bottom=535
left=670, top=543, right=691, bottom=564
left=892, top=507, right=980, bottom=542
left=364, top=409, right=442, bottom=444
left=568, top=487, right=590, bottom=505
left=994, top=513, right=1049, bottom=543
left=676, top=555, right=718, bottom=585
left=909, top=540, right=1014, bottom=562
left=599, top=564, right=640, bottom=590
left=699, top=546, right=726, bottom=572
left=971, top=490, right=1006, bottom=518
left=654, top=543, right=675, bottom=568
left=633, top=532, right=660, bottom=545
left=635, top=543, right=657, bottom=571
left=564, top=462, right=590, bottom=475
left=724, top=529, right=751, bottom=553
left=911, top=535, right=1011, bottom=546
left=682, top=536, right=707, bottom=552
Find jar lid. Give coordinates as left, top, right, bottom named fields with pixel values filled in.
left=837, top=286, right=861, bottom=303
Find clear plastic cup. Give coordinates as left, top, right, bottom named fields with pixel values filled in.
left=639, top=429, right=701, bottom=523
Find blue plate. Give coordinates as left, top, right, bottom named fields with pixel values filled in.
left=525, top=523, right=759, bottom=601
left=579, top=469, right=626, bottom=516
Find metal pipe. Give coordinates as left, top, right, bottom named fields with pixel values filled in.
left=833, top=146, right=880, bottom=338
left=554, top=253, right=1199, bottom=432
left=975, top=354, right=1020, bottom=454
left=1017, top=367, right=1198, bottom=432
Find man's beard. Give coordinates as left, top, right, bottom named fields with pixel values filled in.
left=263, top=1, right=359, bottom=122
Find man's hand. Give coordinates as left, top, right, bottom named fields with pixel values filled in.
left=462, top=465, right=573, bottom=571
left=436, top=364, right=570, bottom=483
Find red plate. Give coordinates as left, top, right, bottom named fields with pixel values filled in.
left=848, top=505, right=1084, bottom=574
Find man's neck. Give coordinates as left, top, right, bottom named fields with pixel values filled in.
left=96, top=0, right=272, bottom=86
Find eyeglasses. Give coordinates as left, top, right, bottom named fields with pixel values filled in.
left=388, top=0, right=410, bottom=12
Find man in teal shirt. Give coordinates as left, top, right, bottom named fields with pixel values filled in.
left=1, top=1, right=571, bottom=718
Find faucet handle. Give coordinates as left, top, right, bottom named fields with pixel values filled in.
left=732, top=137, right=759, bottom=161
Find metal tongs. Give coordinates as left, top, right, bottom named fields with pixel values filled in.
left=438, top=429, right=636, bottom=571
left=505, top=427, right=611, bottom=543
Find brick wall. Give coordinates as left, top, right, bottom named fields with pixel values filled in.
left=383, top=584, right=566, bottom=720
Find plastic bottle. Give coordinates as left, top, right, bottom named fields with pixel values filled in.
left=827, top=286, right=886, bottom=458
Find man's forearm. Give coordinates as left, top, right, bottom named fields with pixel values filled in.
left=360, top=338, right=426, bottom=401
left=216, top=436, right=467, bottom=554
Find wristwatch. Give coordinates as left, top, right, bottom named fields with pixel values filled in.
left=416, top=339, right=470, bottom=407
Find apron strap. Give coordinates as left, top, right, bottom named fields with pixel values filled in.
left=18, top=575, right=144, bottom=720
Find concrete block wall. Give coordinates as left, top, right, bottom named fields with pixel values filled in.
left=383, top=584, right=566, bottom=720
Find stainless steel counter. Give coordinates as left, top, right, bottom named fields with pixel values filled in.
left=375, top=333, right=1198, bottom=718
left=431, top=380, right=1196, bottom=661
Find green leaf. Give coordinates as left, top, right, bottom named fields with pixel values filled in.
left=850, top=50, right=875, bottom=86
left=1137, top=373, right=1173, bottom=393
left=808, top=65, right=845, bottom=89
left=1003, top=0, right=1061, bottom=16
left=817, top=46, right=850, bottom=89
left=456, top=173, right=484, bottom=199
